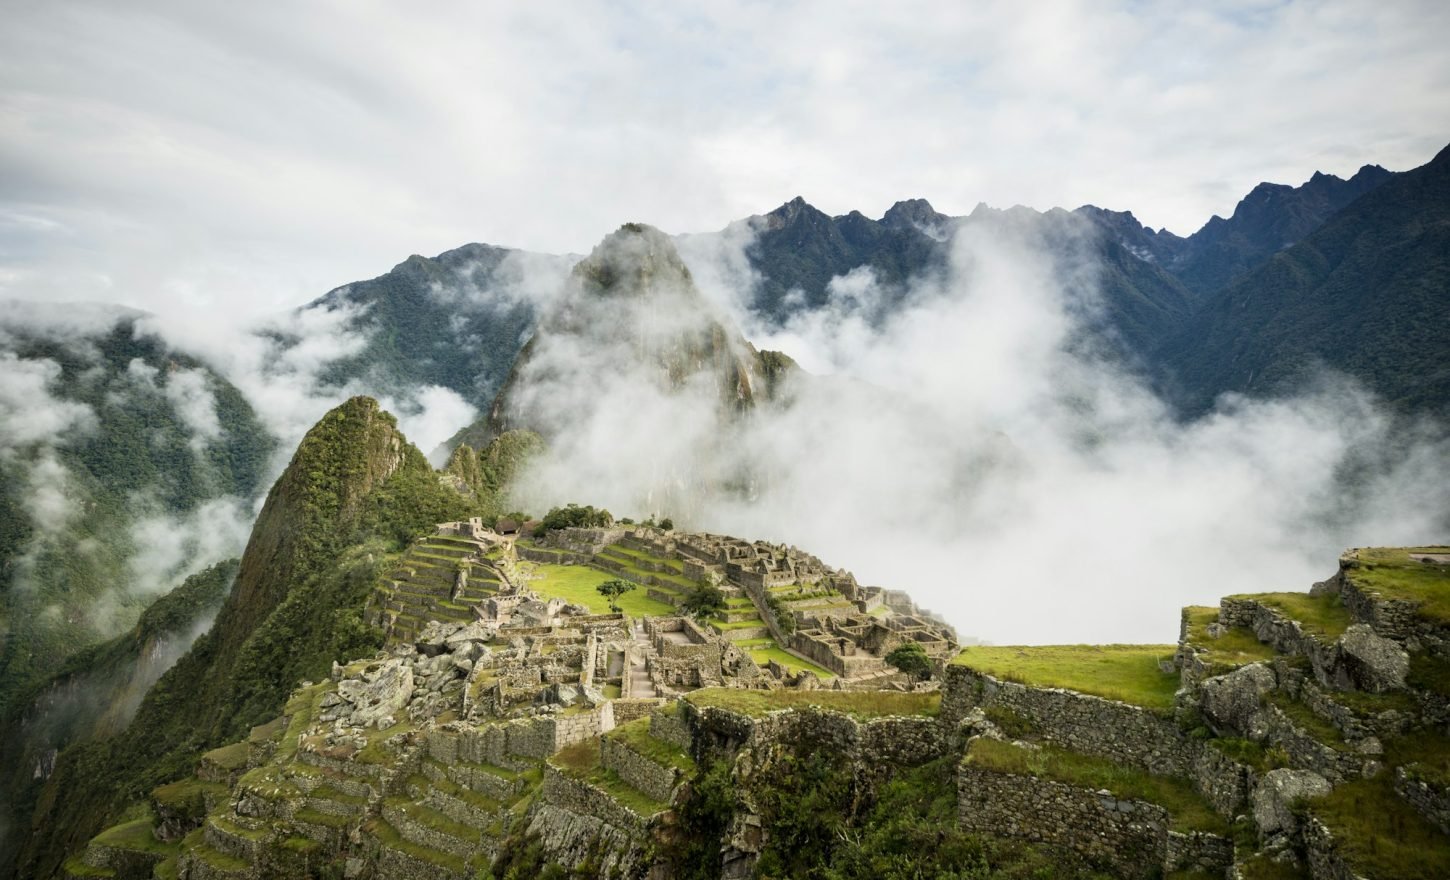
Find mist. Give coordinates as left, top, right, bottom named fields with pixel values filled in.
left=510, top=216, right=1450, bottom=645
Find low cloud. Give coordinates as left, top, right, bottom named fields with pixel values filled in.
left=510, top=217, right=1450, bottom=645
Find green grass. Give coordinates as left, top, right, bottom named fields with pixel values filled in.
left=607, top=718, right=696, bottom=772
left=355, top=720, right=416, bottom=765
left=1329, top=688, right=1418, bottom=715
left=602, top=683, right=622, bottom=699
left=1181, top=606, right=1279, bottom=672
left=523, top=563, right=675, bottom=616
left=1264, top=692, right=1346, bottom=750
left=1309, top=777, right=1450, bottom=879
left=61, top=857, right=114, bottom=878
left=365, top=819, right=467, bottom=873
left=1409, top=653, right=1450, bottom=697
left=965, top=739, right=1227, bottom=835
left=551, top=740, right=669, bottom=816
left=384, top=797, right=480, bottom=839
left=748, top=644, right=835, bottom=679
left=151, top=778, right=226, bottom=815
left=1346, top=547, right=1450, bottom=622
left=1236, top=853, right=1311, bottom=879
left=200, top=741, right=249, bottom=771
left=605, top=543, right=686, bottom=573
left=685, top=687, right=940, bottom=719
left=1388, top=730, right=1450, bottom=787
left=952, top=644, right=1180, bottom=712
left=295, top=806, right=352, bottom=829
left=93, top=817, right=172, bottom=854
left=1236, top=592, right=1353, bottom=640
left=1206, top=737, right=1279, bottom=772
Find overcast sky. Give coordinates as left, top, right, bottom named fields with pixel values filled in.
left=2, top=1, right=1448, bottom=321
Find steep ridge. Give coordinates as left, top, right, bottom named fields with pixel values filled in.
left=1154, top=142, right=1450, bottom=416
left=12, top=397, right=481, bottom=879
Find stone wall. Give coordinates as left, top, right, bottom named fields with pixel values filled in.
left=1395, top=765, right=1450, bottom=835
left=683, top=702, right=952, bottom=785
left=957, top=763, right=1174, bottom=879
left=601, top=736, right=679, bottom=804
left=611, top=698, right=665, bottom=725
left=650, top=705, right=692, bottom=752
left=941, top=666, right=1197, bottom=777
left=540, top=763, right=653, bottom=830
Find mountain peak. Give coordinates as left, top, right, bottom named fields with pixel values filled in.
left=881, top=198, right=949, bottom=232
left=571, top=223, right=695, bottom=301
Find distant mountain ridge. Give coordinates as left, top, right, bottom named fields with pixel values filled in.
left=1154, top=144, right=1450, bottom=415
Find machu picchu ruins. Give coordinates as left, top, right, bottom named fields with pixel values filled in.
left=59, top=530, right=1450, bottom=879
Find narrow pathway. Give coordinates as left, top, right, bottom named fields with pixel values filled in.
left=629, top=620, right=657, bottom=698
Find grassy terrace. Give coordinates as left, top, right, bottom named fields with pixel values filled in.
left=596, top=550, right=698, bottom=591
left=606, top=717, right=695, bottom=773
left=1346, top=547, right=1450, bottom=623
left=952, top=644, right=1180, bottom=713
left=551, top=739, right=667, bottom=816
left=965, top=739, right=1227, bottom=835
left=1309, top=777, right=1450, bottom=879
left=364, top=818, right=466, bottom=873
left=1182, top=606, right=1278, bottom=673
left=747, top=643, right=834, bottom=679
left=524, top=563, right=675, bottom=617
left=1233, top=592, right=1353, bottom=640
left=606, top=543, right=686, bottom=573
left=685, top=687, right=939, bottom=718
left=94, top=816, right=174, bottom=855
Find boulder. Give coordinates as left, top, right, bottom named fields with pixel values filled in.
left=1200, top=663, right=1276, bottom=736
left=337, top=659, right=414, bottom=727
left=445, top=621, right=497, bottom=649
left=1253, top=768, right=1331, bottom=840
left=1333, top=624, right=1408, bottom=692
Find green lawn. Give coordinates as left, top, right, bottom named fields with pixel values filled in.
left=965, top=739, right=1227, bottom=835
left=1234, top=592, right=1353, bottom=640
left=748, top=644, right=835, bottom=679
left=1345, top=547, right=1450, bottom=623
left=524, top=563, right=675, bottom=617
left=685, top=687, right=939, bottom=719
left=952, top=644, right=1180, bottom=712
left=1182, top=606, right=1278, bottom=673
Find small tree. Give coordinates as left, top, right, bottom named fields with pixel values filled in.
left=885, top=642, right=932, bottom=682
left=681, top=582, right=727, bottom=622
left=596, top=579, right=637, bottom=614
left=659, top=517, right=674, bottom=531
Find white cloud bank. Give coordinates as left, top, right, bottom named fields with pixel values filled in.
left=512, top=218, right=1450, bottom=645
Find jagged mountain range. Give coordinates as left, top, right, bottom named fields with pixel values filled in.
left=300, top=144, right=1443, bottom=424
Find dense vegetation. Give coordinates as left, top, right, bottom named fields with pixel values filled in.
left=309, top=243, right=542, bottom=409
left=537, top=503, right=615, bottom=536
left=0, top=316, right=274, bottom=714
left=662, top=753, right=1105, bottom=879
